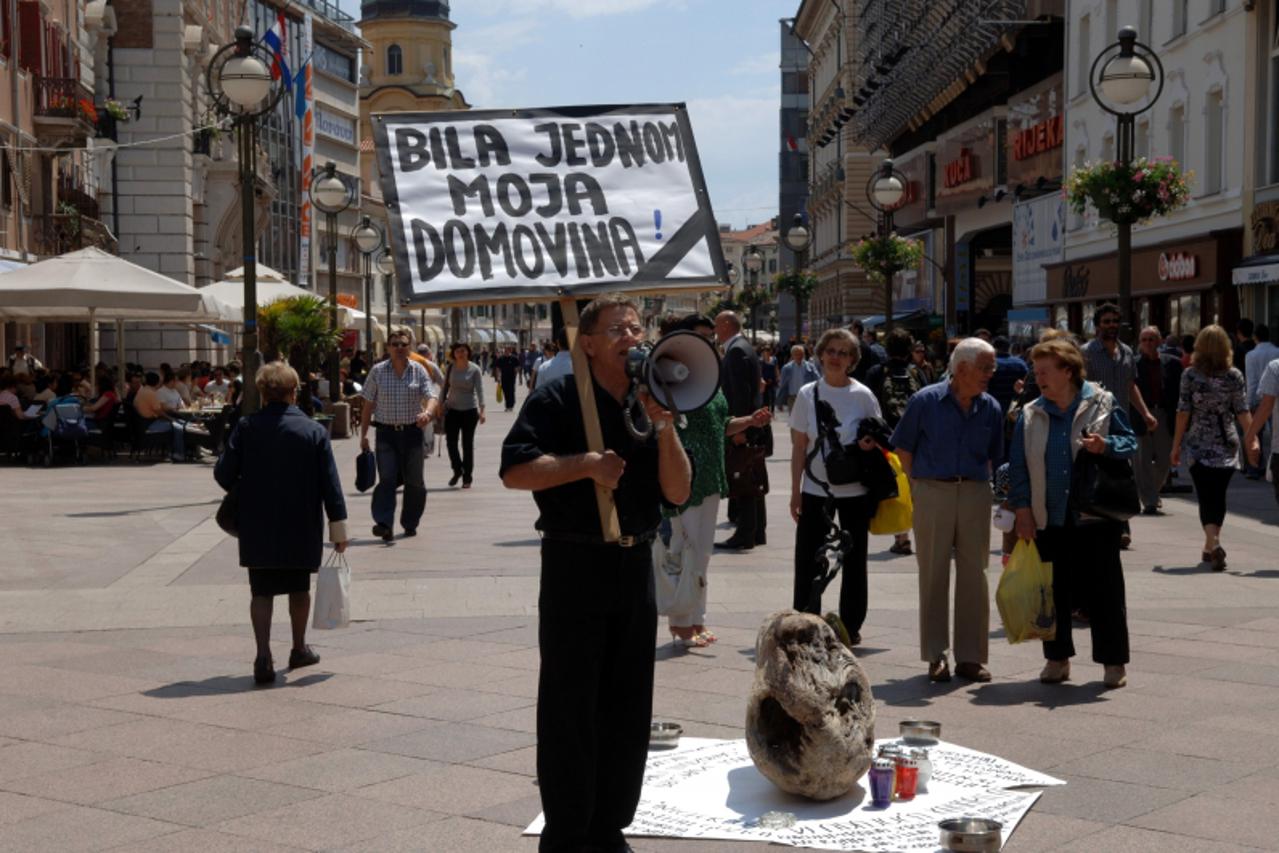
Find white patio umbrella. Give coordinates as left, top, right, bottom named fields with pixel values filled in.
left=206, top=266, right=370, bottom=331
left=0, top=246, right=237, bottom=373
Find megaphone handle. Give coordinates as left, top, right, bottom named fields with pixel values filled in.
left=561, top=298, right=622, bottom=542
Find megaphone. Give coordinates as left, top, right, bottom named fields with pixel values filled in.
left=622, top=330, right=721, bottom=439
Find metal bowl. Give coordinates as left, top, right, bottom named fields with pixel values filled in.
left=938, top=817, right=1003, bottom=852
left=649, top=721, right=683, bottom=749
left=899, top=719, right=942, bottom=744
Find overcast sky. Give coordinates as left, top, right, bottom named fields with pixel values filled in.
left=336, top=0, right=787, bottom=230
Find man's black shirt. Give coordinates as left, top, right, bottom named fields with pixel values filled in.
left=500, top=374, right=665, bottom=538
left=496, top=354, right=519, bottom=382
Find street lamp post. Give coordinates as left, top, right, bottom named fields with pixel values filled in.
left=376, top=249, right=395, bottom=341
left=1090, top=26, right=1163, bottom=342
left=744, top=245, right=764, bottom=344
left=206, top=26, right=286, bottom=415
left=782, top=213, right=811, bottom=341
left=866, top=158, right=907, bottom=331
left=309, top=161, right=355, bottom=403
left=351, top=215, right=385, bottom=361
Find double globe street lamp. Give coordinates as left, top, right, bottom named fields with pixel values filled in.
left=206, top=26, right=287, bottom=414
left=743, top=245, right=765, bottom=343
left=866, top=158, right=907, bottom=331
left=310, top=161, right=356, bottom=403
left=376, top=249, right=396, bottom=340
left=1090, top=26, right=1163, bottom=341
left=351, top=216, right=385, bottom=357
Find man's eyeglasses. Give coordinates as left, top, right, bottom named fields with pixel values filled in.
left=599, top=323, right=645, bottom=340
left=388, top=342, right=409, bottom=348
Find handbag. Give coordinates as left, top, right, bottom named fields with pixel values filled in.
left=812, top=383, right=863, bottom=486
left=355, top=449, right=377, bottom=493
left=726, top=443, right=768, bottom=498
left=313, top=550, right=351, bottom=630
left=216, top=484, right=239, bottom=537
left=1071, top=450, right=1140, bottom=521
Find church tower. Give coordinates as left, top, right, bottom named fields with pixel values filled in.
left=358, top=0, right=470, bottom=125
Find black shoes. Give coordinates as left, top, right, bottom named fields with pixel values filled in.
left=372, top=523, right=393, bottom=542
left=253, top=656, right=275, bottom=685
left=402, top=528, right=417, bottom=538
left=714, top=538, right=754, bottom=552
left=448, top=472, right=461, bottom=487
left=288, top=646, right=321, bottom=669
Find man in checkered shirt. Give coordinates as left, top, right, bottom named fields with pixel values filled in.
left=359, top=330, right=440, bottom=542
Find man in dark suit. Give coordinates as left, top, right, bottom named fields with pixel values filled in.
left=714, top=311, right=767, bottom=551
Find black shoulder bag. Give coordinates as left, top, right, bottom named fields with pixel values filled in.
left=1070, top=397, right=1140, bottom=522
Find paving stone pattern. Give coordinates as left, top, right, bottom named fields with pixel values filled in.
left=1, top=407, right=1278, bottom=851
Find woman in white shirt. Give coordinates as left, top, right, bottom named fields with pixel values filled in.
left=789, top=328, right=883, bottom=645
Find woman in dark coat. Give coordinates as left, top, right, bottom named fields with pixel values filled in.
left=215, top=361, right=349, bottom=685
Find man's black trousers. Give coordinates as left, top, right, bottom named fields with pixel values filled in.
left=537, top=538, right=657, bottom=853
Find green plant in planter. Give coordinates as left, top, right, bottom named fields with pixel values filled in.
left=257, top=296, right=343, bottom=382
left=1064, top=156, right=1192, bottom=225
left=850, top=234, right=925, bottom=283
left=774, top=270, right=819, bottom=340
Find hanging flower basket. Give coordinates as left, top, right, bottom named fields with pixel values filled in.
left=850, top=234, right=925, bottom=283
left=103, top=99, right=131, bottom=122
left=1064, top=156, right=1192, bottom=225
left=773, top=270, right=818, bottom=301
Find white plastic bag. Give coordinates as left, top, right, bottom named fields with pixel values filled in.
left=652, top=533, right=703, bottom=618
left=313, top=551, right=351, bottom=630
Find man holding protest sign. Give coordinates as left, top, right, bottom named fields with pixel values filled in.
left=501, top=294, right=692, bottom=853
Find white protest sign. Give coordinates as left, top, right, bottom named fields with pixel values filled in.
left=373, top=104, right=727, bottom=306
left=525, top=738, right=1065, bottom=852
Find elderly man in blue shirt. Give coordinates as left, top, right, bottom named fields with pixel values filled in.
left=891, top=337, right=1004, bottom=683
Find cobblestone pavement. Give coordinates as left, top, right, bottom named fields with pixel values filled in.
left=2, top=405, right=1278, bottom=852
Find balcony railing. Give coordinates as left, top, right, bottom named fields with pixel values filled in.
left=33, top=76, right=97, bottom=123
left=31, top=213, right=118, bottom=258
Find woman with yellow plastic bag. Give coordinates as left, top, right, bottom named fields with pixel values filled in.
left=996, top=539, right=1056, bottom=643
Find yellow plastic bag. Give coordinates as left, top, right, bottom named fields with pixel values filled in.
left=496, top=383, right=504, bottom=404
left=869, top=451, right=912, bottom=535
left=996, top=539, right=1057, bottom=644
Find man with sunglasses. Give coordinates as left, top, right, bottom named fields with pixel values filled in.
left=358, top=329, right=439, bottom=542
left=501, top=293, right=691, bottom=853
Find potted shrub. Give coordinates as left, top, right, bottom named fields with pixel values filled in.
left=850, top=234, right=925, bottom=283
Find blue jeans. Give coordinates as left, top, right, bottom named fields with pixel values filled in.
left=146, top=420, right=184, bottom=461
left=372, top=424, right=426, bottom=531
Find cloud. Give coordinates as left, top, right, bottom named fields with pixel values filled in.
left=685, top=93, right=781, bottom=229
left=453, top=52, right=528, bottom=108
left=731, top=53, right=780, bottom=76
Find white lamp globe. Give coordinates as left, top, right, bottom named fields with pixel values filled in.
left=1099, top=53, right=1154, bottom=106
left=376, top=251, right=395, bottom=275
left=220, top=54, right=272, bottom=111
left=873, top=173, right=905, bottom=207
left=726, top=263, right=740, bottom=286
left=353, top=219, right=383, bottom=254
left=784, top=222, right=810, bottom=253
left=312, top=168, right=349, bottom=213
left=745, top=250, right=764, bottom=273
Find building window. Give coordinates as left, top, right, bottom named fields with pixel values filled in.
left=387, top=44, right=402, bottom=76
left=1076, top=14, right=1091, bottom=97
left=1139, top=0, right=1154, bottom=44
left=314, top=42, right=355, bottom=82
left=1172, top=0, right=1188, bottom=38
left=1136, top=119, right=1151, bottom=159
left=1104, top=0, right=1117, bottom=44
left=1204, top=90, right=1225, bottom=195
left=1, top=147, right=11, bottom=209
left=1169, top=104, right=1186, bottom=167
left=1101, top=132, right=1114, bottom=163
left=1210, top=0, right=1227, bottom=15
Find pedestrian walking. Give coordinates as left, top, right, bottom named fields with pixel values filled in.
left=1082, top=303, right=1158, bottom=549
left=789, top=328, right=882, bottom=645
left=866, top=328, right=926, bottom=555
left=851, top=320, right=885, bottom=383
left=357, top=329, right=440, bottom=542
left=891, top=337, right=1003, bottom=683
left=778, top=344, right=820, bottom=410
left=1171, top=325, right=1252, bottom=572
left=500, top=294, right=691, bottom=853
left=1133, top=326, right=1182, bottom=514
left=213, top=362, right=348, bottom=685
left=662, top=314, right=771, bottom=647
left=442, top=343, right=485, bottom=489
left=714, top=311, right=769, bottom=552
left=1243, top=324, right=1279, bottom=478
left=1008, top=337, right=1136, bottom=689
left=494, top=346, right=520, bottom=411
left=760, top=346, right=778, bottom=411
left=1244, top=356, right=1279, bottom=502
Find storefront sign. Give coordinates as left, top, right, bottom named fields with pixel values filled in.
left=934, top=112, right=999, bottom=216
left=888, top=148, right=932, bottom=227
left=316, top=105, right=357, bottom=146
left=1046, top=236, right=1220, bottom=302
left=1158, top=252, right=1197, bottom=281
left=1005, top=74, right=1063, bottom=189
left=1252, top=201, right=1279, bottom=253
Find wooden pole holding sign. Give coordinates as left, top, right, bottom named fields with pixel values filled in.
left=560, top=297, right=621, bottom=542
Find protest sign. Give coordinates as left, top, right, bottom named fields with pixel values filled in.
left=372, top=103, right=727, bottom=306
left=525, top=738, right=1064, bottom=852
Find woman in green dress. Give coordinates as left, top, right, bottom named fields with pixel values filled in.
left=659, top=315, right=771, bottom=647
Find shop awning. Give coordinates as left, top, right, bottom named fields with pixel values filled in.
left=860, top=309, right=930, bottom=329
left=1233, top=253, right=1279, bottom=286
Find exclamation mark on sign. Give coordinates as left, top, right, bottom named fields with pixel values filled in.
left=654, top=209, right=663, bottom=241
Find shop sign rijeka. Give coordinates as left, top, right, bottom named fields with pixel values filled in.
left=1158, top=252, right=1197, bottom=281
left=373, top=103, right=727, bottom=306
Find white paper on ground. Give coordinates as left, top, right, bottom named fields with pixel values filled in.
left=524, top=737, right=1065, bottom=852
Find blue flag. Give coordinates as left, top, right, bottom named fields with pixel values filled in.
left=293, top=62, right=307, bottom=121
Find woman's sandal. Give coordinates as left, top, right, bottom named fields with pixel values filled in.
left=692, top=627, right=717, bottom=645
left=671, top=631, right=709, bottom=649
